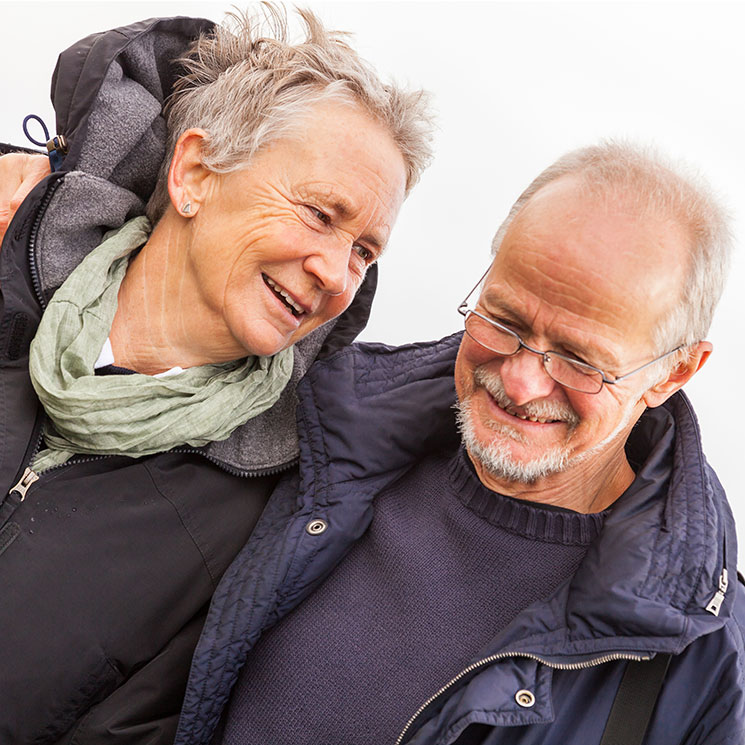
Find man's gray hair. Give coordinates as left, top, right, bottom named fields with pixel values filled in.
left=490, top=141, right=733, bottom=357
left=147, top=4, right=434, bottom=222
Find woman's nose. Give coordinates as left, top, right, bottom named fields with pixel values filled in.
left=305, top=240, right=349, bottom=296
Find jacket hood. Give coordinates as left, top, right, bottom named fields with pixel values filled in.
left=298, top=333, right=737, bottom=658
left=11, top=16, right=379, bottom=474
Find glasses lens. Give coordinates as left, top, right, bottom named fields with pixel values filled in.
left=545, top=355, right=604, bottom=394
left=464, top=313, right=521, bottom=355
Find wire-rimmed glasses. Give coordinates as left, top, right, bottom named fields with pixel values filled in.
left=457, top=268, right=683, bottom=395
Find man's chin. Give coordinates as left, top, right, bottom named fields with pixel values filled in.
left=468, top=439, right=571, bottom=485
left=456, top=399, right=571, bottom=484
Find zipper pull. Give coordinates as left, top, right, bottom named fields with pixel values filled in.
left=22, top=114, right=68, bottom=171
left=706, top=568, right=729, bottom=616
left=9, top=467, right=39, bottom=501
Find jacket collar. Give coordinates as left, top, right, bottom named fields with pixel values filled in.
left=299, top=333, right=736, bottom=657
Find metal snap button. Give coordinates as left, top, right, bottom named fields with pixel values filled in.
left=515, top=689, right=535, bottom=708
left=305, top=518, right=328, bottom=535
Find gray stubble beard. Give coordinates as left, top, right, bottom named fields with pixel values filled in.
left=455, top=396, right=574, bottom=483
left=455, top=366, right=637, bottom=486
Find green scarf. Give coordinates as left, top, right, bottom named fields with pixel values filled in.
left=28, top=216, right=294, bottom=472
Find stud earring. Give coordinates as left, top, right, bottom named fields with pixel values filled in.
left=181, top=202, right=192, bottom=215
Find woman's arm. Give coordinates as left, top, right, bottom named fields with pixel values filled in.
left=0, top=152, right=50, bottom=243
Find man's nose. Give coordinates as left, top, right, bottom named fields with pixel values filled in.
left=305, top=239, right=350, bottom=296
left=497, top=347, right=557, bottom=406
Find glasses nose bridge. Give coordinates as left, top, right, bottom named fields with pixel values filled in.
left=513, top=333, right=551, bottom=366
left=508, top=333, right=555, bottom=381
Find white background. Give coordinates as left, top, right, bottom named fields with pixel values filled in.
left=2, top=1, right=744, bottom=555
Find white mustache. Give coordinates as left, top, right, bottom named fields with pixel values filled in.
left=473, top=366, right=580, bottom=429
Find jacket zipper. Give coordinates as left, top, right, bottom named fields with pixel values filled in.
left=8, top=467, right=39, bottom=501
left=394, top=650, right=650, bottom=745
left=27, top=175, right=64, bottom=310
left=4, top=408, right=46, bottom=508
left=2, top=178, right=61, bottom=503
left=397, top=530, right=728, bottom=743
left=1, top=176, right=61, bottom=508
left=705, top=568, right=729, bottom=616
left=169, top=447, right=299, bottom=479
left=7, top=449, right=298, bottom=504
left=705, top=536, right=729, bottom=616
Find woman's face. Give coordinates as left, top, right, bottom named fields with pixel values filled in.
left=183, top=101, right=407, bottom=358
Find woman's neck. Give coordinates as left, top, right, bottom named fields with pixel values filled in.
left=108, top=216, right=244, bottom=374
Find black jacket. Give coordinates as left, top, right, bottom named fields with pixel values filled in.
left=0, top=17, right=377, bottom=744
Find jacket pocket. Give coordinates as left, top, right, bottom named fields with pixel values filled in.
left=27, top=655, right=125, bottom=745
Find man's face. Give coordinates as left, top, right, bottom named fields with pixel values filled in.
left=187, top=101, right=407, bottom=358
left=455, top=175, right=689, bottom=488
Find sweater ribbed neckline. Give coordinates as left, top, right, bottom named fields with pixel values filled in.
left=448, top=448, right=606, bottom=546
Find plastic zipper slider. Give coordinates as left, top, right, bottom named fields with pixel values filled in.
left=706, top=568, right=729, bottom=616
left=9, top=467, right=39, bottom=501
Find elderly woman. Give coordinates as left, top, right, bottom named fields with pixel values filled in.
left=0, top=8, right=432, bottom=744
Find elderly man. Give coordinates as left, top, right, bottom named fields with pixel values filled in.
left=164, top=143, right=743, bottom=745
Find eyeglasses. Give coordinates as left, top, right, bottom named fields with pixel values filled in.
left=457, top=268, right=684, bottom=395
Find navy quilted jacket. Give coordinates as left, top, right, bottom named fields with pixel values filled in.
left=175, top=334, right=745, bottom=745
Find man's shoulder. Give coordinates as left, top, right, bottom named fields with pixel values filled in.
left=300, top=331, right=462, bottom=419
left=320, top=331, right=463, bottom=377
left=293, top=333, right=464, bottom=488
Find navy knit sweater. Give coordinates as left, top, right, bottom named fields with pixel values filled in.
left=220, top=447, right=609, bottom=744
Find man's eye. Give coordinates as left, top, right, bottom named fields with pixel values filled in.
left=353, top=244, right=374, bottom=262
left=481, top=311, right=516, bottom=331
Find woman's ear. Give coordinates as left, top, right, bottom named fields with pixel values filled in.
left=167, top=128, right=212, bottom=217
left=642, top=341, right=713, bottom=409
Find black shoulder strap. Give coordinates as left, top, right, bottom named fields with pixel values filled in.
left=599, top=653, right=673, bottom=745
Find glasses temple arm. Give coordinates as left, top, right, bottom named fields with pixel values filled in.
left=606, top=345, right=685, bottom=385
left=457, top=265, right=494, bottom=316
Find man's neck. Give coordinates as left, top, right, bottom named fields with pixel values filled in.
left=108, top=217, right=245, bottom=375
left=469, top=444, right=637, bottom=514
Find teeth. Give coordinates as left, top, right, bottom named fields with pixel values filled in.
left=265, top=276, right=304, bottom=314
left=504, top=404, right=553, bottom=424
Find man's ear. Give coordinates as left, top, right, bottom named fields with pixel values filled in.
left=642, top=341, right=712, bottom=408
left=167, top=128, right=213, bottom=217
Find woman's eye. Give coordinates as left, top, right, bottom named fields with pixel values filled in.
left=309, top=206, right=331, bottom=224
left=353, top=244, right=373, bottom=262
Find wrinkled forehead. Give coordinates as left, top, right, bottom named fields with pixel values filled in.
left=483, top=178, right=691, bottom=324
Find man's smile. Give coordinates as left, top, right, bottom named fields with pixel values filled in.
left=475, top=366, right=579, bottom=430
left=501, top=400, right=562, bottom=424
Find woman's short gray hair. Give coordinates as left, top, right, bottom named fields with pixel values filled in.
left=490, top=141, right=733, bottom=361
left=147, top=4, right=434, bottom=222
